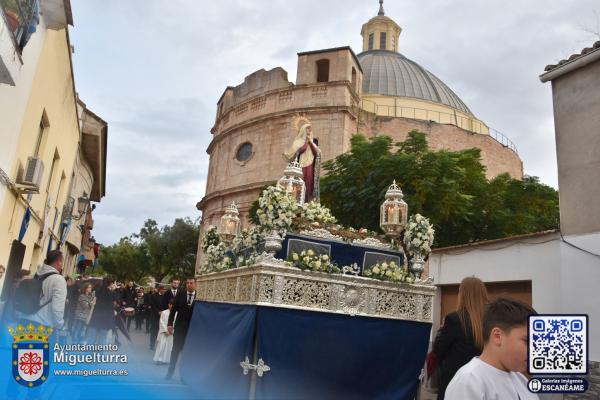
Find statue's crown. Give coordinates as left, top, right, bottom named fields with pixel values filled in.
left=8, top=324, right=52, bottom=343
left=292, top=114, right=311, bottom=132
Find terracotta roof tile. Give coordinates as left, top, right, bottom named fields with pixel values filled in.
left=544, top=40, right=600, bottom=72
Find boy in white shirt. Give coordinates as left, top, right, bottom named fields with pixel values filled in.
left=445, top=297, right=538, bottom=400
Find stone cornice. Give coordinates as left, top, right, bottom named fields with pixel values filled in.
left=206, top=104, right=358, bottom=155
left=215, top=80, right=360, bottom=126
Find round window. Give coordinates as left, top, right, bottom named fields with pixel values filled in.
left=236, top=142, right=253, bottom=162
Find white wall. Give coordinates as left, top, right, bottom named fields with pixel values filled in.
left=429, top=232, right=600, bottom=360
left=0, top=15, right=48, bottom=213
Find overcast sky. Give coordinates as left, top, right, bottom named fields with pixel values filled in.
left=69, top=0, right=600, bottom=245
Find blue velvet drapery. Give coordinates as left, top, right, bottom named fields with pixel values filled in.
left=181, top=301, right=431, bottom=399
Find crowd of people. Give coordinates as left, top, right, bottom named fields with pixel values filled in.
left=4, top=249, right=198, bottom=381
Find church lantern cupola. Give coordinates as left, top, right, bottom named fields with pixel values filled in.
left=360, top=0, right=402, bottom=52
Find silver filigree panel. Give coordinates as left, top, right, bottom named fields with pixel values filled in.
left=197, top=264, right=436, bottom=323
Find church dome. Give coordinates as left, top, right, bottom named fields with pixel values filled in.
left=357, top=50, right=473, bottom=115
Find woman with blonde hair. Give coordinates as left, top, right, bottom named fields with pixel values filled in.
left=433, top=276, right=488, bottom=399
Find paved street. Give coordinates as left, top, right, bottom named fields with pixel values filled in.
left=116, top=325, right=180, bottom=380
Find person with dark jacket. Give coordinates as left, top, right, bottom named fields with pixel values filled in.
left=149, top=286, right=165, bottom=350
left=162, top=278, right=181, bottom=310
left=432, top=276, right=488, bottom=400
left=121, top=281, right=136, bottom=331
left=165, top=278, right=196, bottom=380
left=134, top=289, right=146, bottom=330
left=87, top=277, right=117, bottom=345
left=72, top=283, right=94, bottom=342
left=143, top=288, right=153, bottom=333
left=65, top=277, right=79, bottom=329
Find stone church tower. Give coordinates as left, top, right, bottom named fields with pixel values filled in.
left=195, top=1, right=523, bottom=269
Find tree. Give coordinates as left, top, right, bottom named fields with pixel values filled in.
left=98, top=237, right=150, bottom=283
left=320, top=131, right=559, bottom=248
left=98, top=218, right=200, bottom=283
left=136, top=218, right=199, bottom=283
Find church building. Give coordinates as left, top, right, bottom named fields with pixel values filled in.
left=196, top=1, right=523, bottom=246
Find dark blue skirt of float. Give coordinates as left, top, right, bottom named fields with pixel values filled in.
left=180, top=301, right=431, bottom=400
left=179, top=302, right=257, bottom=399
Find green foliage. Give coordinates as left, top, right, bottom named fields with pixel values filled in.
left=321, top=131, right=559, bottom=248
left=98, top=237, right=150, bottom=283
left=98, top=218, right=199, bottom=283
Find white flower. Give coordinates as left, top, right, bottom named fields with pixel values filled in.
left=372, top=267, right=380, bottom=274
left=292, top=253, right=299, bottom=261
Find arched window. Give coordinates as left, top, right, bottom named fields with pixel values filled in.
left=316, top=59, right=330, bottom=83
left=380, top=32, right=387, bottom=50
left=368, top=33, right=374, bottom=50
left=351, top=67, right=357, bottom=93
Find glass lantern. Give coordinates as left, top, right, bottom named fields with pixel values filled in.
left=218, top=202, right=241, bottom=242
left=277, top=161, right=305, bottom=205
left=380, top=180, right=408, bottom=240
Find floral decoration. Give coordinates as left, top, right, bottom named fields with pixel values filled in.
left=403, top=214, right=435, bottom=256
left=287, top=250, right=340, bottom=274
left=363, top=261, right=413, bottom=283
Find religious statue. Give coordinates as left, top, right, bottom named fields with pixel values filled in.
left=284, top=115, right=321, bottom=203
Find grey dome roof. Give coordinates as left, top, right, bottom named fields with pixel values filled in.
left=357, top=50, right=472, bottom=115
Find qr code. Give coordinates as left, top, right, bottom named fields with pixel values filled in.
left=529, top=315, right=587, bottom=374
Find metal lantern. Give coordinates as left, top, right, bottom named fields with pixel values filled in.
left=218, top=202, right=241, bottom=242
left=277, top=161, right=305, bottom=205
left=380, top=180, right=408, bottom=240
left=77, top=194, right=90, bottom=216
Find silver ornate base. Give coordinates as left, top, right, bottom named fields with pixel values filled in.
left=197, top=262, right=436, bottom=323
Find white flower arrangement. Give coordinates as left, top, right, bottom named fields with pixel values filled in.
left=231, top=226, right=265, bottom=268
left=202, top=225, right=220, bottom=252
left=300, top=201, right=337, bottom=225
left=287, top=250, right=340, bottom=274
left=363, top=261, right=413, bottom=283
left=403, top=214, right=435, bottom=256
left=256, top=186, right=300, bottom=233
left=203, top=242, right=233, bottom=273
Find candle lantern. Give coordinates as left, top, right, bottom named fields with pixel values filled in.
left=277, top=161, right=305, bottom=205
left=218, top=202, right=241, bottom=242
left=379, top=180, right=408, bottom=241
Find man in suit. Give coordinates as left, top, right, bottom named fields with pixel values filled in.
left=162, top=278, right=181, bottom=310
left=148, top=286, right=165, bottom=350
left=143, top=287, right=154, bottom=333
left=165, top=277, right=196, bottom=380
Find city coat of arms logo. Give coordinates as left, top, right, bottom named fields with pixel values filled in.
left=8, top=324, right=52, bottom=387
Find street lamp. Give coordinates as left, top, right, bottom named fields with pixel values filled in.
left=218, top=202, right=241, bottom=243
left=379, top=180, right=408, bottom=244
left=277, top=161, right=305, bottom=205
left=72, top=193, right=90, bottom=220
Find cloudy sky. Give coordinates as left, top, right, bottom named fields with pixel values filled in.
left=69, top=0, right=600, bottom=245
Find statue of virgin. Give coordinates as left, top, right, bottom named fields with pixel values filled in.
left=283, top=115, right=321, bottom=203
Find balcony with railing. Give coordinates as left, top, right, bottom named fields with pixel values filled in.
left=1, top=0, right=39, bottom=52
left=359, top=98, right=518, bottom=154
